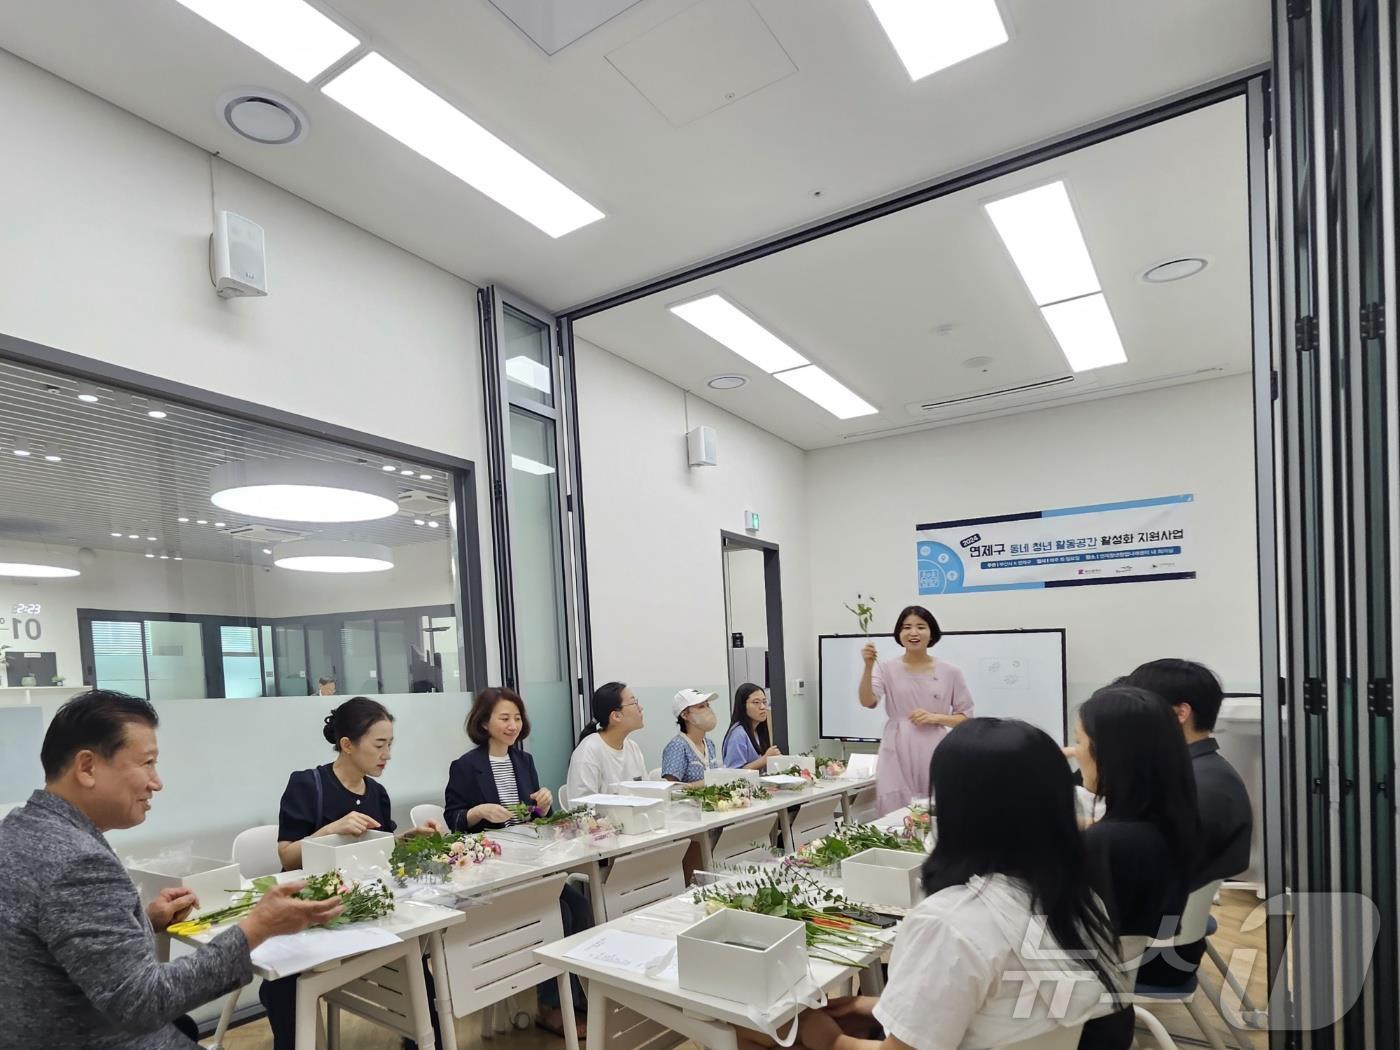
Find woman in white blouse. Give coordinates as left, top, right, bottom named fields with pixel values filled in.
left=565, top=680, right=648, bottom=800
left=770, top=719, right=1121, bottom=1050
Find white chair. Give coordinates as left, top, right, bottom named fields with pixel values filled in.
left=710, top=813, right=778, bottom=866
left=433, top=873, right=580, bottom=1050
left=783, top=796, right=840, bottom=851
left=411, top=802, right=446, bottom=830
left=600, top=839, right=689, bottom=920
left=647, top=767, right=662, bottom=779
left=557, top=783, right=571, bottom=811
left=231, top=824, right=281, bottom=879
left=1132, top=880, right=1254, bottom=1050
left=207, top=826, right=282, bottom=1049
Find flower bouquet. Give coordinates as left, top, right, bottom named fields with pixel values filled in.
left=390, top=831, right=501, bottom=884
left=693, top=865, right=886, bottom=965
left=786, top=821, right=925, bottom=871
left=772, top=764, right=816, bottom=786
left=680, top=779, right=772, bottom=812
left=167, top=869, right=394, bottom=936
left=903, top=803, right=931, bottom=839
left=816, top=758, right=847, bottom=780
left=508, top=803, right=618, bottom=843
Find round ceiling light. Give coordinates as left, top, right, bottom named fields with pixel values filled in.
left=210, top=461, right=400, bottom=523
left=1142, top=257, right=1209, bottom=283
left=0, top=547, right=80, bottom=578
left=706, top=374, right=748, bottom=391
left=220, top=91, right=308, bottom=146
left=273, top=540, right=393, bottom=574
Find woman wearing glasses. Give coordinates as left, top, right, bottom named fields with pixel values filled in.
left=722, top=683, right=782, bottom=770
left=565, top=681, right=648, bottom=799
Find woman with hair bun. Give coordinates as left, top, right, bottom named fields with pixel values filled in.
left=858, top=605, right=974, bottom=816
left=265, top=696, right=445, bottom=1049
left=565, top=681, right=647, bottom=800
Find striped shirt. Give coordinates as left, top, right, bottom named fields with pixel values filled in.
left=490, top=756, right=523, bottom=825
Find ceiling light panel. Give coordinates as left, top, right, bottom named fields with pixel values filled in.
left=669, top=295, right=809, bottom=373
left=773, top=365, right=878, bottom=420
left=273, top=540, right=393, bottom=574
left=322, top=53, right=604, bottom=238
left=984, top=181, right=1101, bottom=306
left=171, top=0, right=359, bottom=82
left=1040, top=294, right=1127, bottom=372
left=210, top=461, right=399, bottom=523
left=866, top=0, right=1009, bottom=81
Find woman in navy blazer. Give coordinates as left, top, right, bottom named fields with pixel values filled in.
left=443, top=687, right=589, bottom=1039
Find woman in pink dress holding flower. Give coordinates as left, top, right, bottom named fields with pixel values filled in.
left=859, top=605, right=974, bottom=816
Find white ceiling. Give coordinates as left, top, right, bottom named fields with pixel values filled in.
left=0, top=0, right=1268, bottom=312
left=0, top=357, right=453, bottom=565
left=575, top=97, right=1253, bottom=450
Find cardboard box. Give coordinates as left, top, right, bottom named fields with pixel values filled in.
left=300, top=829, right=396, bottom=875
left=127, top=856, right=241, bottom=918
left=840, top=848, right=925, bottom=908
left=677, top=908, right=808, bottom=1003
left=704, top=767, right=759, bottom=788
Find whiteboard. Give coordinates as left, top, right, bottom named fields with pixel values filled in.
left=818, top=631, right=1067, bottom=744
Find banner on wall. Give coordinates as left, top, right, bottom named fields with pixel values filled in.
left=914, top=494, right=1196, bottom=595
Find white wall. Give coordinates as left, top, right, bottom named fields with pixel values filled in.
left=805, top=375, right=1262, bottom=728
left=0, top=48, right=498, bottom=683
left=574, top=338, right=814, bottom=766
left=0, top=51, right=493, bottom=853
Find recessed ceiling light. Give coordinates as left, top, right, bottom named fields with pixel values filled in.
left=1142, top=257, right=1209, bottom=283
left=670, top=295, right=809, bottom=373
left=159, top=554, right=170, bottom=560
left=413, top=519, right=425, bottom=526
left=147, top=536, right=158, bottom=542
left=427, top=521, right=440, bottom=529
left=706, top=374, right=748, bottom=391
left=0, top=548, right=81, bottom=578
left=178, top=517, right=190, bottom=523
left=12, top=449, right=30, bottom=458
left=511, top=454, right=556, bottom=476
left=418, top=473, right=432, bottom=481
left=145, top=553, right=156, bottom=559
left=171, top=0, right=359, bottom=82
left=196, top=520, right=209, bottom=526
left=211, top=460, right=399, bottom=523
left=773, top=365, right=878, bottom=420
left=76, top=383, right=100, bottom=403
left=111, top=532, right=123, bottom=538
left=214, top=522, right=226, bottom=528
left=273, top=540, right=393, bottom=574
left=866, top=0, right=1009, bottom=81
left=984, top=182, right=1100, bottom=306
left=505, top=355, right=553, bottom=394
left=262, top=548, right=272, bottom=555
left=174, top=556, right=183, bottom=562
left=382, top=464, right=397, bottom=472
left=221, top=92, right=307, bottom=146
left=145, top=400, right=168, bottom=419
left=399, top=468, right=415, bottom=476
left=322, top=53, right=604, bottom=238
left=43, top=454, right=62, bottom=463
left=1040, top=294, right=1127, bottom=372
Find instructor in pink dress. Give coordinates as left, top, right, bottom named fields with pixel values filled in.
left=859, top=605, right=974, bottom=815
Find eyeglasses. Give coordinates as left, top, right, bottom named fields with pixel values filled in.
left=748, top=697, right=769, bottom=707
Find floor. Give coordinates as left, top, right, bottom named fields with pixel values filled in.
left=218, top=889, right=1272, bottom=1050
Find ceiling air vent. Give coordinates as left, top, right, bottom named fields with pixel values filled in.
left=916, top=375, right=1074, bottom=413
left=398, top=489, right=450, bottom=516
left=223, top=524, right=308, bottom=544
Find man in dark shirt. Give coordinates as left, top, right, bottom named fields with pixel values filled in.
left=1126, top=659, right=1253, bottom=987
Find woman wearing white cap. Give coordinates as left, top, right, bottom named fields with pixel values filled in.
left=661, top=689, right=720, bottom=787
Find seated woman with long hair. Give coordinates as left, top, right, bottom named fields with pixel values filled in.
left=768, top=718, right=1120, bottom=1050
left=1072, top=684, right=1200, bottom=1050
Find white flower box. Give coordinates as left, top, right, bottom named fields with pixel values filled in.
left=677, top=908, right=808, bottom=1004
left=300, top=829, right=396, bottom=875
left=760, top=774, right=810, bottom=793
left=574, top=794, right=668, bottom=835
left=618, top=779, right=677, bottom=802
left=704, top=767, right=759, bottom=788
left=841, top=848, right=925, bottom=908
left=765, top=755, right=816, bottom=775
left=127, top=856, right=241, bottom=919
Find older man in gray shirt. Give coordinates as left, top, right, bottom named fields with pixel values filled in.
left=0, top=690, right=341, bottom=1049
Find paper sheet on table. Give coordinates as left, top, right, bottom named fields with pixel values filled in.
left=574, top=793, right=664, bottom=807
left=564, top=930, right=677, bottom=980
left=250, top=925, right=401, bottom=979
